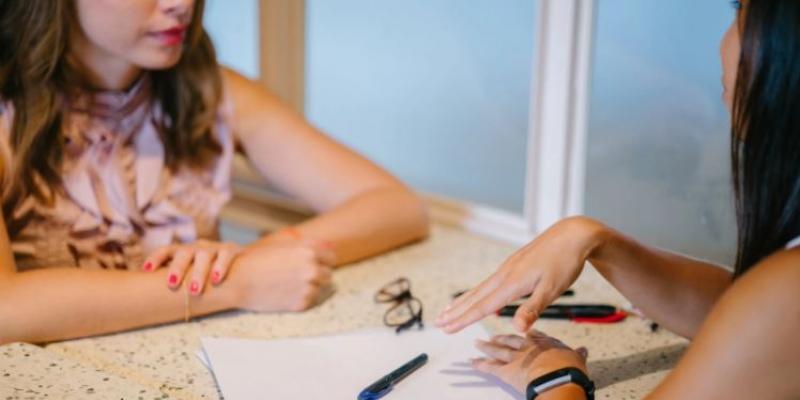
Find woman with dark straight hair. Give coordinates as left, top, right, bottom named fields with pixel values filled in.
left=0, top=0, right=428, bottom=344
left=437, top=1, right=800, bottom=398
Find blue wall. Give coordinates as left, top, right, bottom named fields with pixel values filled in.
left=584, top=0, right=738, bottom=263
left=305, top=1, right=536, bottom=213
left=204, top=0, right=259, bottom=79
left=205, top=1, right=736, bottom=262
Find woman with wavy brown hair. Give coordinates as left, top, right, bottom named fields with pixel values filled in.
left=0, top=0, right=428, bottom=343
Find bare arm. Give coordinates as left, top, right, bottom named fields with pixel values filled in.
left=224, top=68, right=429, bottom=265
left=0, top=218, right=338, bottom=343
left=646, top=249, right=800, bottom=399
left=461, top=250, right=799, bottom=400
left=0, top=268, right=238, bottom=344
left=0, top=211, right=238, bottom=344
left=438, top=217, right=731, bottom=339
left=589, top=222, right=732, bottom=338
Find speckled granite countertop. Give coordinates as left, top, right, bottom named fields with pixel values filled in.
left=0, top=224, right=686, bottom=399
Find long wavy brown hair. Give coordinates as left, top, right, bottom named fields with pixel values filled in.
left=0, top=0, right=222, bottom=207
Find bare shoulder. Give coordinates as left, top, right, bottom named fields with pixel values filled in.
left=734, top=248, right=800, bottom=307
left=218, top=67, right=298, bottom=140
left=714, top=248, right=800, bottom=344
left=220, top=67, right=253, bottom=94
left=219, top=67, right=278, bottom=107
left=649, top=249, right=800, bottom=399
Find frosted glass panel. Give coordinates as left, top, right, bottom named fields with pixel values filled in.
left=306, top=1, right=535, bottom=213
left=584, top=0, right=737, bottom=264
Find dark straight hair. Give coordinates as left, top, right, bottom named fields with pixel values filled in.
left=732, top=1, right=800, bottom=276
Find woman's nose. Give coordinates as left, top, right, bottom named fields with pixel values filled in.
left=160, top=0, right=194, bottom=18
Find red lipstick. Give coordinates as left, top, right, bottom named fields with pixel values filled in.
left=149, top=25, right=187, bottom=46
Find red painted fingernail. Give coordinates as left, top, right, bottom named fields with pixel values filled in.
left=281, top=227, right=302, bottom=240
left=143, top=262, right=153, bottom=272
left=190, top=281, right=200, bottom=294
left=211, top=270, right=221, bottom=284
left=168, top=274, right=178, bottom=286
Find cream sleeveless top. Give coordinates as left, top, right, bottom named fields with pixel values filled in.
left=0, top=77, right=235, bottom=271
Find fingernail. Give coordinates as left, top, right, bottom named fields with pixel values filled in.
left=282, top=227, right=302, bottom=240
left=143, top=262, right=153, bottom=272
left=321, top=240, right=335, bottom=250
left=190, top=280, right=200, bottom=295
left=168, top=273, right=178, bottom=287
left=211, top=270, right=221, bottom=284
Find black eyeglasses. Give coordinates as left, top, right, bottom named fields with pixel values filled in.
left=374, top=277, right=424, bottom=334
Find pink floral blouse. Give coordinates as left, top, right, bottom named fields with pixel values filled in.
left=0, top=77, right=235, bottom=271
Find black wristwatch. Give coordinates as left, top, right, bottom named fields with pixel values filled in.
left=526, top=367, right=595, bottom=400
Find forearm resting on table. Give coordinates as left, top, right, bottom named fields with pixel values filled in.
left=274, top=186, right=429, bottom=265
left=588, top=223, right=732, bottom=338
left=0, top=267, right=238, bottom=344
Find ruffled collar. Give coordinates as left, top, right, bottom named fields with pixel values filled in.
left=66, top=74, right=152, bottom=124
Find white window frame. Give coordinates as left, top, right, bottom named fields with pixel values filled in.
left=524, top=0, right=596, bottom=236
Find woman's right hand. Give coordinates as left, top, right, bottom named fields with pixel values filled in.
left=436, top=217, right=607, bottom=334
left=226, top=239, right=337, bottom=312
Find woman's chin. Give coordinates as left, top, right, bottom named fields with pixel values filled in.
left=134, top=51, right=184, bottom=71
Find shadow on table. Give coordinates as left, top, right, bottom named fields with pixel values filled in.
left=440, top=361, right=524, bottom=399
left=588, top=343, right=687, bottom=389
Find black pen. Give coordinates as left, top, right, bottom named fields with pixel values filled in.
left=452, top=289, right=575, bottom=299
left=497, top=304, right=627, bottom=323
left=357, top=353, right=428, bottom=399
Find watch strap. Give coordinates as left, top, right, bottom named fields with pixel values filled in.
left=526, top=367, right=595, bottom=400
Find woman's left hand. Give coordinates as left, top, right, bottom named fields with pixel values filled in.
left=472, top=330, right=589, bottom=394
left=142, top=240, right=244, bottom=295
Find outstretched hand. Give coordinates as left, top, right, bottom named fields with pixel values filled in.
left=436, top=217, right=605, bottom=333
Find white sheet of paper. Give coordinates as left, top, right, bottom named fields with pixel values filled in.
left=196, top=350, right=211, bottom=369
left=200, top=324, right=523, bottom=400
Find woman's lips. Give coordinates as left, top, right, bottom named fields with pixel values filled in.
left=148, top=26, right=187, bottom=46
